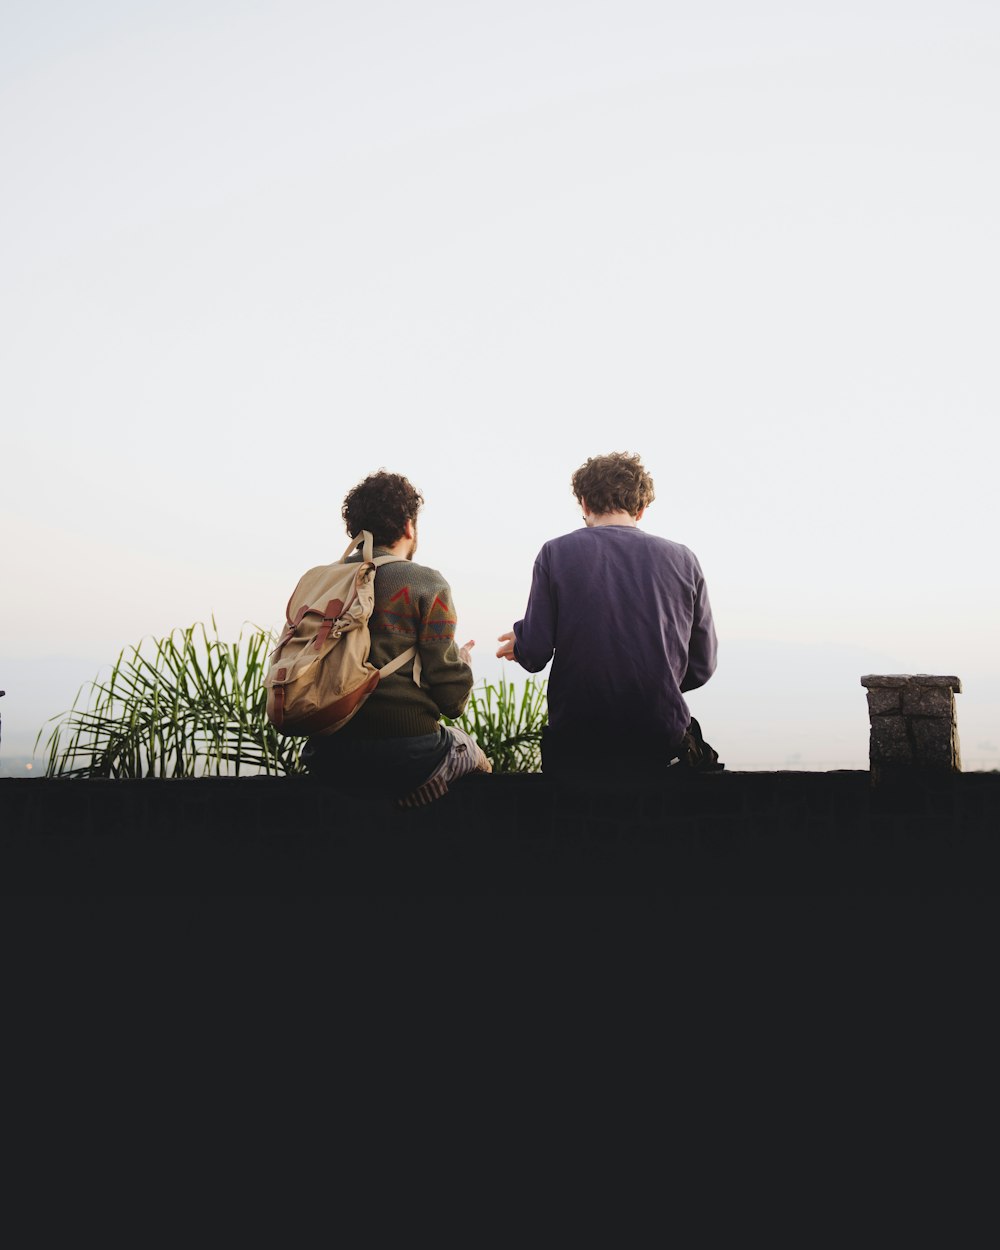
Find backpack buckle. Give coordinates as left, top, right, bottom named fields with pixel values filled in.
left=313, top=598, right=346, bottom=651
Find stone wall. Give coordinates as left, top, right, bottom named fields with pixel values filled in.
left=3, top=770, right=1000, bottom=898
left=3, top=670, right=994, bottom=897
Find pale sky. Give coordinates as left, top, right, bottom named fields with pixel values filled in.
left=2, top=0, right=998, bottom=772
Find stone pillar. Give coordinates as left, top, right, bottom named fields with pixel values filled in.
left=860, top=675, right=962, bottom=780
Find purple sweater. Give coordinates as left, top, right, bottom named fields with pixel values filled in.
left=512, top=525, right=717, bottom=744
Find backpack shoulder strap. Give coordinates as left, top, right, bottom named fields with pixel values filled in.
left=339, top=531, right=374, bottom=563
left=336, top=537, right=421, bottom=684
left=339, top=533, right=411, bottom=568
left=380, top=645, right=420, bottom=684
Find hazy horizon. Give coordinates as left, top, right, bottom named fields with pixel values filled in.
left=4, top=622, right=997, bottom=777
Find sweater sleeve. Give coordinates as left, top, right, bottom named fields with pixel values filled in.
left=680, top=567, right=718, bottom=693
left=416, top=576, right=474, bottom=719
left=511, top=549, right=556, bottom=673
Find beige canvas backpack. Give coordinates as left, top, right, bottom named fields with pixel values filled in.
left=264, top=531, right=420, bottom=737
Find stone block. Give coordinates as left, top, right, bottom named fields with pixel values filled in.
left=861, top=674, right=962, bottom=693
left=911, top=718, right=959, bottom=770
left=912, top=674, right=962, bottom=691
left=866, top=688, right=901, bottom=715
left=870, top=715, right=911, bottom=762
left=901, top=686, right=954, bottom=717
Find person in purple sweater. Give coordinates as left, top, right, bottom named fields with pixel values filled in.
left=497, top=451, right=721, bottom=777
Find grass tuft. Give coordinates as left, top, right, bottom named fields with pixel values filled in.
left=446, top=675, right=548, bottom=773
left=37, top=621, right=303, bottom=778
left=37, top=623, right=549, bottom=778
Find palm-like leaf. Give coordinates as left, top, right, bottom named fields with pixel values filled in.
left=446, top=675, right=548, bottom=773
left=38, top=624, right=549, bottom=778
left=37, top=621, right=303, bottom=778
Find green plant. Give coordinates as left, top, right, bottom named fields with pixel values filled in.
left=447, top=675, right=548, bottom=773
left=38, top=621, right=303, bottom=778
left=38, top=621, right=548, bottom=778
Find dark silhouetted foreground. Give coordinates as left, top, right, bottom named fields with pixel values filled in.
left=3, top=770, right=1000, bottom=897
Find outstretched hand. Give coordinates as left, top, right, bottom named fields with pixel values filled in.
left=496, top=631, right=517, bottom=662
left=459, top=640, right=475, bottom=666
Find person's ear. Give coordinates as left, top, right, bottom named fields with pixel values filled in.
left=403, top=517, right=415, bottom=539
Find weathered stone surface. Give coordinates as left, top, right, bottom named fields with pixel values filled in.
left=901, top=686, right=954, bottom=717
left=861, top=674, right=962, bottom=692
left=866, top=688, right=901, bottom=715
left=912, top=718, right=959, bottom=769
left=870, top=715, right=911, bottom=762
left=913, top=674, right=961, bottom=690
left=862, top=675, right=964, bottom=776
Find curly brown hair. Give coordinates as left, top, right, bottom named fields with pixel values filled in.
left=571, top=452, right=655, bottom=517
left=341, top=470, right=425, bottom=546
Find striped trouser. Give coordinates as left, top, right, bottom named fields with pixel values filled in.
left=397, top=726, right=492, bottom=808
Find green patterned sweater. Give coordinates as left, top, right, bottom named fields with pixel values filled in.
left=334, top=550, right=474, bottom=740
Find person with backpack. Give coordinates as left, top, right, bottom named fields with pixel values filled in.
left=277, top=470, right=491, bottom=806
left=496, top=451, right=721, bottom=780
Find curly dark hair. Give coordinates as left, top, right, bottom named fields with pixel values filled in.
left=341, top=470, right=425, bottom=546
left=571, top=452, right=655, bottom=517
